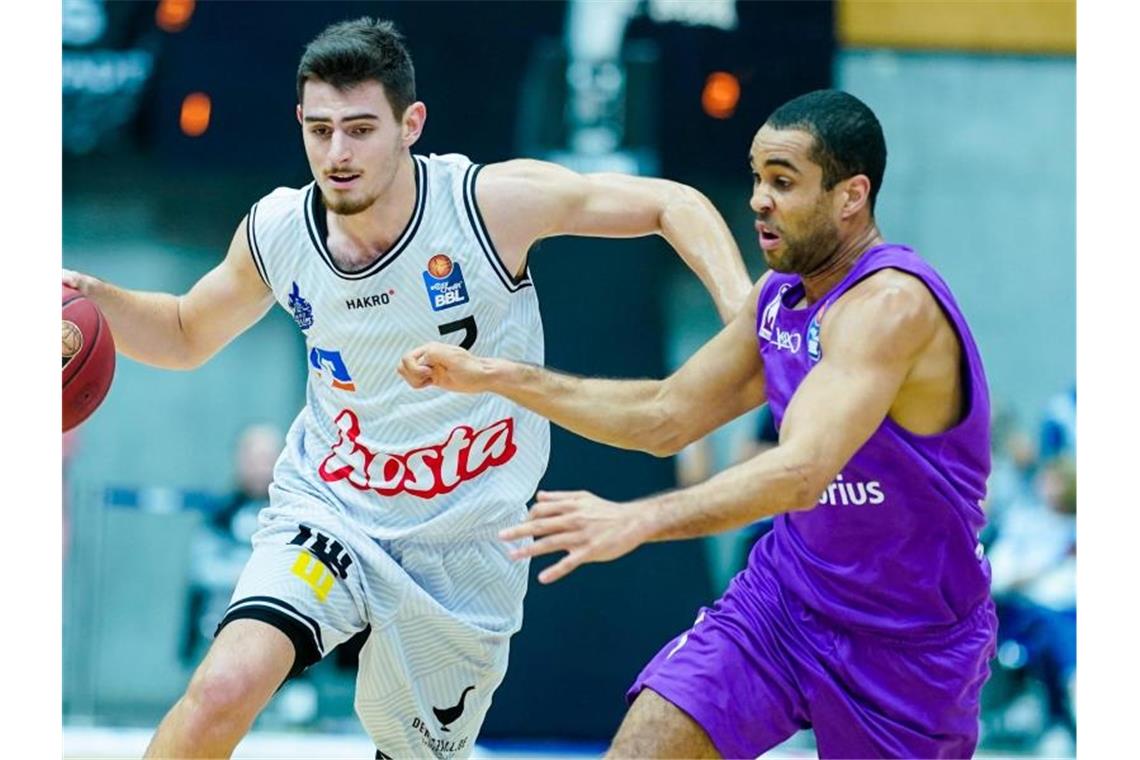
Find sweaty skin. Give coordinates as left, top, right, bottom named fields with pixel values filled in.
left=397, top=125, right=965, bottom=584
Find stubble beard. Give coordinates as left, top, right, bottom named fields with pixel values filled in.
left=322, top=188, right=379, bottom=216
left=767, top=202, right=840, bottom=275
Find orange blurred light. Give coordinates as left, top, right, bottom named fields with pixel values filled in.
left=701, top=71, right=740, bottom=120
left=156, top=0, right=195, bottom=33
left=180, top=92, right=211, bottom=137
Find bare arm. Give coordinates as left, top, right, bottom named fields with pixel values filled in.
left=477, top=159, right=752, bottom=322
left=63, top=216, right=275, bottom=370
left=502, top=274, right=945, bottom=583
left=398, top=277, right=769, bottom=456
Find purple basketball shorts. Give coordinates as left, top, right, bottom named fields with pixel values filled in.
left=627, top=558, right=996, bottom=758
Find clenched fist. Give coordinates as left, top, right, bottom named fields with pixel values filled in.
left=397, top=341, right=495, bottom=393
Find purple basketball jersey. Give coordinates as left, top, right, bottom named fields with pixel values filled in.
left=755, top=243, right=992, bottom=633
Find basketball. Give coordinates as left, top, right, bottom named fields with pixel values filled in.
left=427, top=254, right=453, bottom=279
left=63, top=283, right=116, bottom=431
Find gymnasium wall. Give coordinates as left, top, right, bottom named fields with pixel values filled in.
left=836, top=51, right=1075, bottom=424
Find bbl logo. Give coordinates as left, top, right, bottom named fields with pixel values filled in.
left=289, top=282, right=314, bottom=330
left=422, top=254, right=470, bottom=312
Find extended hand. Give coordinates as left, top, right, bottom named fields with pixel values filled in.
left=397, top=341, right=492, bottom=392
left=499, top=490, right=650, bottom=584
left=62, top=269, right=99, bottom=294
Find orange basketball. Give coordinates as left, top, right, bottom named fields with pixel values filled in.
left=62, top=284, right=116, bottom=431
left=427, top=254, right=453, bottom=279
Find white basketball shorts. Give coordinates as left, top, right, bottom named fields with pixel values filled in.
left=216, top=493, right=529, bottom=759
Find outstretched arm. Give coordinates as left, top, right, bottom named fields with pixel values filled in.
left=477, top=159, right=752, bottom=322
left=398, top=278, right=768, bottom=457
left=63, top=216, right=275, bottom=370
left=502, top=274, right=945, bottom=583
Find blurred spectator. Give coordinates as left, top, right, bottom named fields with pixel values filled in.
left=984, top=406, right=1040, bottom=535
left=987, top=455, right=1076, bottom=752
left=210, top=423, right=283, bottom=538
left=182, top=423, right=284, bottom=662
left=1040, top=385, right=1076, bottom=460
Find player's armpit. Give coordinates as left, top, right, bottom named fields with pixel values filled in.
left=775, top=275, right=943, bottom=499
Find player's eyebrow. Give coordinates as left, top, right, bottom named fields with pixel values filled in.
left=763, top=158, right=801, bottom=173
left=303, top=112, right=380, bottom=123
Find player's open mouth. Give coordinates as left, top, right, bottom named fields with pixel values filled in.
left=756, top=221, right=781, bottom=251
left=328, top=173, right=361, bottom=188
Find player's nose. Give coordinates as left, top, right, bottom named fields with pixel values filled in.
left=750, top=187, right=773, bottom=215
left=329, top=132, right=353, bottom=163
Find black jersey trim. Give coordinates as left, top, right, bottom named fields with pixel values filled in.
left=462, top=163, right=533, bottom=292
left=217, top=595, right=325, bottom=658
left=303, top=155, right=427, bottom=281
left=246, top=202, right=271, bottom=289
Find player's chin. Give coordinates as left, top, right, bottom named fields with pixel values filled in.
left=322, top=188, right=375, bottom=216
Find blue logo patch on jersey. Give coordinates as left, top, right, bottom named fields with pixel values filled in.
left=806, top=318, right=822, bottom=362
left=422, top=254, right=470, bottom=312
left=309, top=347, right=356, bottom=391
left=807, top=302, right=828, bottom=363
left=289, top=282, right=314, bottom=330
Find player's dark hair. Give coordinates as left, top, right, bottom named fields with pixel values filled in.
left=296, top=17, right=416, bottom=118
left=765, top=90, right=887, bottom=213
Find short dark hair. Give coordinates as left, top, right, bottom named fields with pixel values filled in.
left=765, top=90, right=887, bottom=213
left=296, top=17, right=416, bottom=118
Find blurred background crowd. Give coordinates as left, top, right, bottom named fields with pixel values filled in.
left=62, top=1, right=1075, bottom=756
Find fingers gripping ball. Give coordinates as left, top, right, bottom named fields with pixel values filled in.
left=62, top=284, right=116, bottom=431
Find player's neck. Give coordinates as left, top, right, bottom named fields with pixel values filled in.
left=800, top=222, right=883, bottom=304
left=326, top=153, right=417, bottom=256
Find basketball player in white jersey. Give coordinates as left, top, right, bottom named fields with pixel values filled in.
left=62, top=17, right=749, bottom=760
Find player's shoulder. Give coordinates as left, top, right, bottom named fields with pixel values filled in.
left=828, top=268, right=942, bottom=351
left=252, top=183, right=310, bottom=214
left=842, top=267, right=938, bottom=318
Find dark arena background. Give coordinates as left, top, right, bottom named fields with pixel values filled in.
left=63, top=1, right=1075, bottom=757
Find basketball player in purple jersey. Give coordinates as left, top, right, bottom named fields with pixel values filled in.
left=401, top=90, right=996, bottom=758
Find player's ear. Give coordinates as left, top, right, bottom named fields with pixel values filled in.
left=839, top=175, right=871, bottom=219
left=296, top=104, right=304, bottom=125
left=401, top=101, right=427, bottom=148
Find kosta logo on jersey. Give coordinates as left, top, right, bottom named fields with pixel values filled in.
left=817, top=473, right=885, bottom=507
left=289, top=282, right=314, bottom=330
left=310, top=347, right=356, bottom=391
left=422, top=254, right=470, bottom=312
left=318, top=409, right=517, bottom=498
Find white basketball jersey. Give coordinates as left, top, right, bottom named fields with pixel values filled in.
left=248, top=153, right=549, bottom=541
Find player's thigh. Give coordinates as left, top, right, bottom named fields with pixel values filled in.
left=218, top=514, right=370, bottom=679
left=608, top=688, right=720, bottom=759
